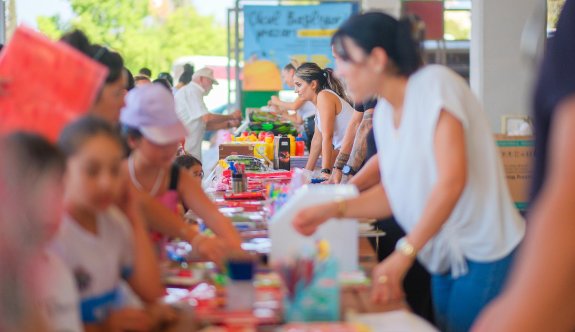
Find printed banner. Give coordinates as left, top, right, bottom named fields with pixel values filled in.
left=243, top=3, right=354, bottom=91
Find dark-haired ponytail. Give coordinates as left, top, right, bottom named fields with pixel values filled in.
left=395, top=15, right=425, bottom=76
left=332, top=12, right=424, bottom=77
left=295, top=63, right=352, bottom=104
left=324, top=68, right=352, bottom=105
left=60, top=30, right=91, bottom=55
left=60, top=30, right=124, bottom=84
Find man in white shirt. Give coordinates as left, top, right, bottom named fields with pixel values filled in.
left=174, top=67, right=242, bottom=160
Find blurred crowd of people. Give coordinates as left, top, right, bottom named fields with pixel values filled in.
left=1, top=1, right=574, bottom=331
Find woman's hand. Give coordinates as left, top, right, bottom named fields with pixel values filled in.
left=371, top=251, right=414, bottom=304
left=270, top=95, right=280, bottom=106
left=103, top=308, right=153, bottom=332
left=292, top=202, right=336, bottom=236
left=327, top=169, right=343, bottom=184
left=319, top=171, right=331, bottom=181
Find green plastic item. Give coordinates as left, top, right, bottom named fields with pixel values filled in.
left=242, top=90, right=277, bottom=115
left=212, top=273, right=227, bottom=286
left=261, top=123, right=274, bottom=131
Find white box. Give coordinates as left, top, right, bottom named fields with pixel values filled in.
left=269, top=184, right=359, bottom=272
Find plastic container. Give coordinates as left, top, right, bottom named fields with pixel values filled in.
left=288, top=134, right=296, bottom=156
left=295, top=136, right=305, bottom=156
left=264, top=136, right=274, bottom=161
left=226, top=258, right=255, bottom=312
left=231, top=173, right=246, bottom=193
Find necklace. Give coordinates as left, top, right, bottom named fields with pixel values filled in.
left=128, top=155, right=165, bottom=196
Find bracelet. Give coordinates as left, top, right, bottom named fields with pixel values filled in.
left=320, top=168, right=332, bottom=175
left=334, top=197, right=347, bottom=218
left=395, top=237, right=417, bottom=259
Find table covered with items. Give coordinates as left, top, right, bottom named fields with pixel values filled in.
left=157, top=107, right=436, bottom=331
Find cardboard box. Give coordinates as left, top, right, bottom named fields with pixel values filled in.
left=495, top=135, right=534, bottom=211
left=219, top=143, right=256, bottom=160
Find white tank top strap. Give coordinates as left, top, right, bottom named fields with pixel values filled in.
left=317, top=89, right=354, bottom=149
left=322, top=89, right=344, bottom=112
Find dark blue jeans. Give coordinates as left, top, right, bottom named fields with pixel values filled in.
left=431, top=248, right=517, bottom=332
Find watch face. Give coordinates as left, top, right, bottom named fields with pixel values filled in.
left=342, top=165, right=352, bottom=175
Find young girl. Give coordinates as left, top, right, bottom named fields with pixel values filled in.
left=120, top=84, right=242, bottom=262
left=52, top=115, right=165, bottom=331
left=174, top=154, right=204, bottom=181
left=62, top=31, right=229, bottom=266
left=295, top=63, right=354, bottom=178
left=60, top=30, right=127, bottom=123
left=1, top=132, right=81, bottom=332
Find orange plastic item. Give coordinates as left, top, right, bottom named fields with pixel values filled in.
left=0, top=26, right=108, bottom=141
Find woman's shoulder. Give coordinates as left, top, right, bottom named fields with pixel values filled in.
left=412, top=65, right=467, bottom=87
left=317, top=89, right=340, bottom=104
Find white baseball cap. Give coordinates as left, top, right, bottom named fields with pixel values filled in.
left=120, top=84, right=186, bottom=145
left=192, top=67, right=219, bottom=85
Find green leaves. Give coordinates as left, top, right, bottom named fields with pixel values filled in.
left=36, top=1, right=226, bottom=77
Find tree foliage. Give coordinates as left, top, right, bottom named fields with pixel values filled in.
left=37, top=0, right=227, bottom=76
left=548, top=0, right=566, bottom=29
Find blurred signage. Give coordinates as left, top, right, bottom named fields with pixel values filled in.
left=243, top=3, right=354, bottom=91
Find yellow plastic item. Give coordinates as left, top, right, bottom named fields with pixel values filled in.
left=317, top=240, right=330, bottom=261
left=264, top=137, right=274, bottom=160
left=218, top=159, right=229, bottom=169
left=254, top=142, right=267, bottom=160
left=288, top=134, right=296, bottom=156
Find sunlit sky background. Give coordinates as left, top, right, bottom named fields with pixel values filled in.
left=16, top=0, right=237, bottom=27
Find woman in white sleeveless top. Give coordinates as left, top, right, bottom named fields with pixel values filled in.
left=294, top=62, right=354, bottom=179
left=292, top=13, right=525, bottom=332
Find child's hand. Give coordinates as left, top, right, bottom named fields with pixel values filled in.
left=117, top=185, right=144, bottom=227
left=104, top=308, right=153, bottom=332
left=192, top=235, right=227, bottom=267
left=146, top=302, right=179, bottom=328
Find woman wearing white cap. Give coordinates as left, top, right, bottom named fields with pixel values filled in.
left=120, top=84, right=242, bottom=264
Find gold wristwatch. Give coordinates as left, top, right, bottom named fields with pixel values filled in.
left=395, top=237, right=417, bottom=259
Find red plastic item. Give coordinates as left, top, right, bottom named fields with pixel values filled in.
left=296, top=140, right=305, bottom=156
left=0, top=26, right=108, bottom=141
left=224, top=192, right=266, bottom=201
